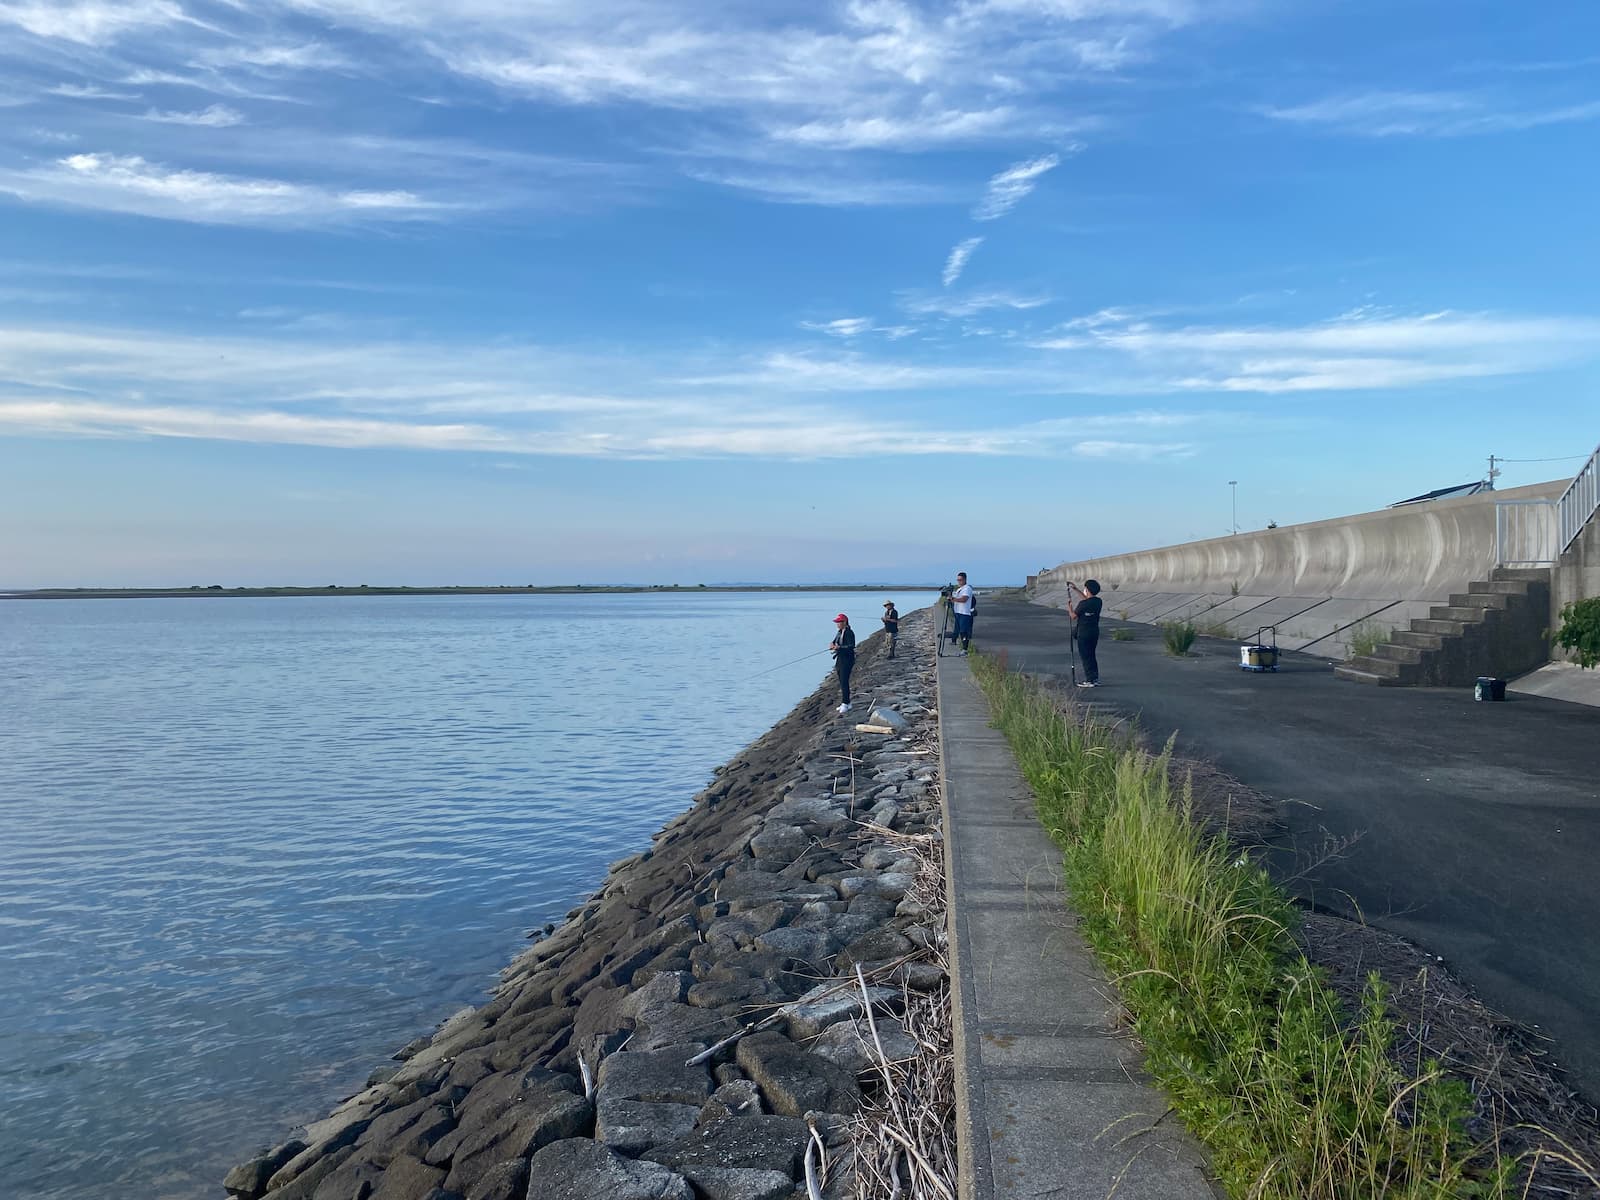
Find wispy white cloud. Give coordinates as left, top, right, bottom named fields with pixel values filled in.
left=696, top=351, right=1012, bottom=393
left=974, top=151, right=1067, bottom=220
left=772, top=108, right=1020, bottom=151
left=903, top=289, right=1052, bottom=318
left=1034, top=308, right=1600, bottom=392
left=801, top=318, right=876, bottom=338
left=195, top=41, right=351, bottom=71
left=0, top=0, right=188, bottom=45
left=1262, top=90, right=1600, bottom=137
left=139, top=103, right=245, bottom=127
left=0, top=321, right=1200, bottom=461
left=800, top=317, right=925, bottom=341
left=0, top=392, right=1203, bottom=461
left=684, top=167, right=956, bottom=208
left=48, top=82, right=141, bottom=100
left=121, top=67, right=300, bottom=103
left=21, top=128, right=83, bottom=144
left=942, top=237, right=984, bottom=287
left=0, top=0, right=1198, bottom=222
left=238, top=1, right=1178, bottom=191
left=0, top=153, right=456, bottom=227
left=1071, top=439, right=1193, bottom=460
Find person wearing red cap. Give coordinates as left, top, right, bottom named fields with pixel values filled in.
left=829, top=613, right=856, bottom=714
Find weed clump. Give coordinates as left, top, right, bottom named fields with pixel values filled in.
left=1348, top=619, right=1390, bottom=659
left=1161, top=620, right=1197, bottom=656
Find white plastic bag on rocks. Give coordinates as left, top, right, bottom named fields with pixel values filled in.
left=868, top=707, right=907, bottom=729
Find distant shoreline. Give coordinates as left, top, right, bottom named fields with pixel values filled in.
left=0, top=584, right=950, bottom=601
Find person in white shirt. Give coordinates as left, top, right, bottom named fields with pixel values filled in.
left=951, top=571, right=975, bottom=654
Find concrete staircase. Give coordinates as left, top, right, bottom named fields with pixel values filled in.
left=1334, top=568, right=1552, bottom=686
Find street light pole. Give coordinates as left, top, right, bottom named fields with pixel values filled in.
left=1229, top=480, right=1238, bottom=535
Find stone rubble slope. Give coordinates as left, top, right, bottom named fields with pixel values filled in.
left=226, top=611, right=944, bottom=1200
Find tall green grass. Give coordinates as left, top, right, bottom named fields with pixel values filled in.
left=1161, top=619, right=1198, bottom=656
left=969, top=654, right=1512, bottom=1199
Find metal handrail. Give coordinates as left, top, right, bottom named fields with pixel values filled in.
left=1557, top=442, right=1600, bottom=554
left=1495, top=498, right=1557, bottom=568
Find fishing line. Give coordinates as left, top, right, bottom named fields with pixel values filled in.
left=741, top=647, right=833, bottom=681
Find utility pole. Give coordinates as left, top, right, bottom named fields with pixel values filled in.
left=1229, top=480, right=1238, bottom=534
left=1486, top=455, right=1500, bottom=491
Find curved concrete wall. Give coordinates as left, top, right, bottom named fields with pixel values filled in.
left=1032, top=480, right=1566, bottom=659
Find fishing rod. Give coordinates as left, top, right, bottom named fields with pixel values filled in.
left=742, top=647, right=833, bottom=681
left=1063, top=581, right=1081, bottom=687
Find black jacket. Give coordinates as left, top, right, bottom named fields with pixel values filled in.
left=831, top=626, right=856, bottom=658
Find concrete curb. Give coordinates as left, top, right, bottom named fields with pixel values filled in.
left=937, top=650, right=1220, bottom=1200
left=935, top=650, right=986, bottom=1200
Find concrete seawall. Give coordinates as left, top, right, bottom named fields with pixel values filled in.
left=1032, top=480, right=1565, bottom=658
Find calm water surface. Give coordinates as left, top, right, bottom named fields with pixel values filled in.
left=0, top=591, right=929, bottom=1199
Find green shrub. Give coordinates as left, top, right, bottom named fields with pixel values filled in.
left=1554, top=597, right=1600, bottom=668
left=1161, top=620, right=1197, bottom=656
left=1111, top=628, right=1135, bottom=641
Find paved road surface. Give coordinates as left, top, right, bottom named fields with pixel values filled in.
left=969, top=598, right=1600, bottom=1102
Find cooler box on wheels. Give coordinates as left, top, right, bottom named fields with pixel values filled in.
left=1240, top=626, right=1279, bottom=672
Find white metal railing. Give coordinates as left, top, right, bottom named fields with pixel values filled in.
left=1495, top=499, right=1557, bottom=567
left=1557, top=442, right=1600, bottom=554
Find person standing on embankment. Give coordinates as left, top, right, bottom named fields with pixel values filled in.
left=951, top=572, right=975, bottom=654
left=1065, top=579, right=1103, bottom=687
left=882, top=600, right=899, bottom=659
left=831, top=613, right=856, bottom=714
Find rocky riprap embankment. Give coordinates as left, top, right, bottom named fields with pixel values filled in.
left=226, top=611, right=945, bottom=1200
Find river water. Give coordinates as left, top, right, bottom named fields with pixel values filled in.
left=0, top=590, right=930, bottom=1199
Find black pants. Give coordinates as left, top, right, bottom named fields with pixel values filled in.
left=835, top=655, right=854, bottom=704
left=1077, top=632, right=1099, bottom=683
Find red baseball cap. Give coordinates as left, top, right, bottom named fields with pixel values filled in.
left=833, top=613, right=848, bottom=623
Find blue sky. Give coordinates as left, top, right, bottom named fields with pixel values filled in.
left=1, top=0, right=1596, bottom=587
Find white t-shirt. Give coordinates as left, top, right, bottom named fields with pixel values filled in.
left=953, top=584, right=974, bottom=615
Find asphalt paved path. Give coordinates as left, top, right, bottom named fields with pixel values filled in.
left=970, top=598, right=1600, bottom=1102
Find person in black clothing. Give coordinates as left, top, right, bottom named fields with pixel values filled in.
left=830, top=613, right=856, bottom=713
left=1066, top=579, right=1103, bottom=688
left=881, top=601, right=899, bottom=659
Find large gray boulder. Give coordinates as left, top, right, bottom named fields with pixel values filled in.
left=595, top=1097, right=702, bottom=1154
left=784, top=980, right=898, bottom=1040
left=639, top=1113, right=808, bottom=1177
left=680, top=1165, right=796, bottom=1200
left=525, top=1138, right=694, bottom=1200
left=366, top=1153, right=446, bottom=1200
left=596, top=1045, right=712, bottom=1106
left=223, top=1140, right=306, bottom=1198
left=735, top=1032, right=862, bottom=1118
left=808, top=1015, right=919, bottom=1077
left=463, top=1157, right=528, bottom=1200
